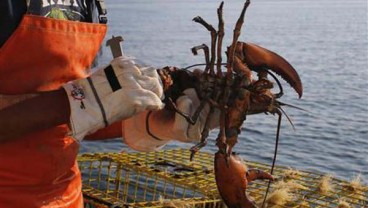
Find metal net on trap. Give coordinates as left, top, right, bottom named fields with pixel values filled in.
left=78, top=149, right=367, bottom=208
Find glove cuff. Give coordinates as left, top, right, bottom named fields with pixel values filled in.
left=123, top=111, right=171, bottom=152
left=63, top=80, right=104, bottom=141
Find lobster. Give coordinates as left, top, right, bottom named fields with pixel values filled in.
left=154, top=1, right=303, bottom=207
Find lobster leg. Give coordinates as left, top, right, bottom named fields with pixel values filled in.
left=214, top=96, right=228, bottom=159
left=216, top=1, right=225, bottom=77
left=234, top=56, right=252, bottom=86
left=166, top=97, right=198, bottom=125
left=192, top=44, right=210, bottom=73
left=226, top=0, right=250, bottom=76
left=192, top=16, right=217, bottom=75
left=233, top=42, right=254, bottom=87
left=190, top=106, right=214, bottom=160
left=225, top=89, right=251, bottom=155
left=216, top=89, right=230, bottom=159
left=222, top=0, right=251, bottom=157
left=189, top=3, right=227, bottom=158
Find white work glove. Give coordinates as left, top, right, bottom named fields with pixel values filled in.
left=63, top=56, right=164, bottom=141
left=123, top=88, right=220, bottom=152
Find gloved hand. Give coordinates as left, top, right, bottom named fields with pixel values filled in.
left=123, top=88, right=220, bottom=152
left=63, top=56, right=164, bottom=141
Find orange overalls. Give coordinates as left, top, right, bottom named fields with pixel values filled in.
left=0, top=14, right=106, bottom=207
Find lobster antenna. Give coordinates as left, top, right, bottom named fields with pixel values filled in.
left=277, top=101, right=309, bottom=113
left=261, top=110, right=282, bottom=208
left=278, top=106, right=296, bottom=131
left=266, top=70, right=284, bottom=98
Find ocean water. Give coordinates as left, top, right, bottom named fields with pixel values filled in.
left=81, top=0, right=368, bottom=184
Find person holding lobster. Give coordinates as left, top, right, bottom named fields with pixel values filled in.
left=0, top=0, right=214, bottom=207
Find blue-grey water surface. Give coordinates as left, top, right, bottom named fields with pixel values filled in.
left=81, top=0, right=368, bottom=184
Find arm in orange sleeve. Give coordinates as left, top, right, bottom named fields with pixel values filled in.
left=0, top=89, right=70, bottom=142
left=0, top=89, right=123, bottom=142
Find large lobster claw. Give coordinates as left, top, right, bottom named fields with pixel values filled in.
left=235, top=42, right=303, bottom=98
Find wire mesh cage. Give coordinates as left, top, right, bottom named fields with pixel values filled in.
left=78, top=149, right=367, bottom=208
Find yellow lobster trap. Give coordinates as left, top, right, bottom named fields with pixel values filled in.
left=78, top=149, right=367, bottom=208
